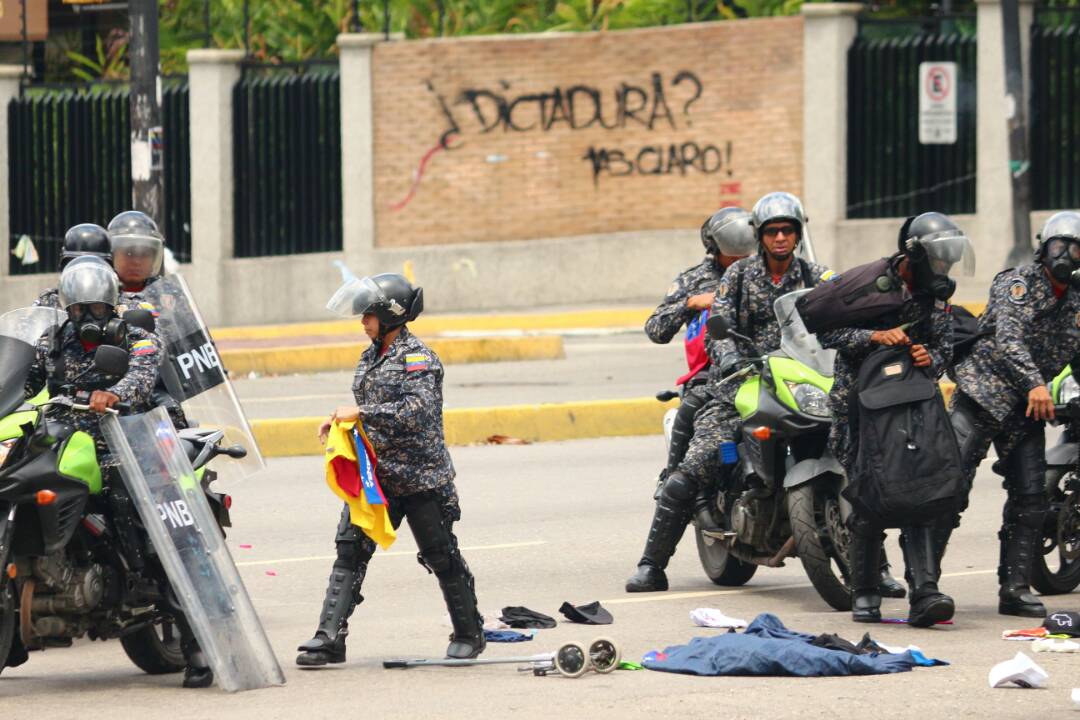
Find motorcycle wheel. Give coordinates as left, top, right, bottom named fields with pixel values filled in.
left=694, top=525, right=757, bottom=586
left=787, top=482, right=852, bottom=611
left=0, top=581, right=14, bottom=675
left=1031, top=481, right=1080, bottom=595
left=121, top=620, right=185, bottom=674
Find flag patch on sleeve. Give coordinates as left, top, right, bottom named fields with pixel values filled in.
left=405, top=353, right=430, bottom=372
left=131, top=339, right=155, bottom=356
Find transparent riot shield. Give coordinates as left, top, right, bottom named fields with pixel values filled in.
left=138, top=273, right=265, bottom=479
left=102, top=408, right=284, bottom=693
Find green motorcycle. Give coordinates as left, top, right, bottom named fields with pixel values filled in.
left=698, top=289, right=853, bottom=611
left=0, top=307, right=239, bottom=678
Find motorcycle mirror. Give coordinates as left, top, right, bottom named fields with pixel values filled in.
left=123, top=308, right=156, bottom=333
left=224, top=444, right=248, bottom=459
left=93, top=345, right=129, bottom=377
left=706, top=315, right=732, bottom=340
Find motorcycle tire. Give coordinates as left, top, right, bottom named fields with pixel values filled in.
left=694, top=525, right=757, bottom=586
left=787, top=483, right=852, bottom=612
left=121, top=621, right=185, bottom=675
left=1031, top=483, right=1080, bottom=595
left=0, top=581, right=15, bottom=675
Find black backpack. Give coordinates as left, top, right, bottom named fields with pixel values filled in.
left=845, top=345, right=965, bottom=528
left=796, top=258, right=905, bottom=335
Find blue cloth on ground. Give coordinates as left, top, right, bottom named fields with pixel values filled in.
left=484, top=629, right=534, bottom=643
left=642, top=613, right=947, bottom=677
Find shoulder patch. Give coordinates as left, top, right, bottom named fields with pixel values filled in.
left=1007, top=278, right=1028, bottom=305
left=718, top=279, right=729, bottom=296
left=131, top=339, right=155, bottom=356
left=405, top=353, right=431, bottom=372
left=820, top=270, right=836, bottom=281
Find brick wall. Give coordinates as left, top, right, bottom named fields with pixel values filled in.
left=371, top=18, right=804, bottom=248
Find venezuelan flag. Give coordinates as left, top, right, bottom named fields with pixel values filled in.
left=324, top=420, right=396, bottom=549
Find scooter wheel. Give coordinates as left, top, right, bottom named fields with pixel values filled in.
left=554, top=642, right=589, bottom=678
left=588, top=637, right=621, bottom=674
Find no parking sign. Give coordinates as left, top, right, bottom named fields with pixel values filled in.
left=919, top=62, right=958, bottom=145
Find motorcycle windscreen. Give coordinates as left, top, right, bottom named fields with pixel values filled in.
left=101, top=409, right=285, bottom=693
left=139, top=274, right=265, bottom=479
left=0, top=307, right=66, bottom=417
left=774, top=289, right=836, bottom=378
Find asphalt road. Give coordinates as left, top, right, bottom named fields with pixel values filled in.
left=231, top=333, right=683, bottom=419
left=5, top=435, right=1080, bottom=719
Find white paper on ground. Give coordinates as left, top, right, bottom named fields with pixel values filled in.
left=988, top=651, right=1049, bottom=688
left=690, top=608, right=748, bottom=629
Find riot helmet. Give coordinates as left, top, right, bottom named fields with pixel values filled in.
left=61, top=223, right=112, bottom=270
left=326, top=273, right=424, bottom=334
left=751, top=192, right=806, bottom=262
left=108, top=210, right=165, bottom=282
left=1035, top=211, right=1080, bottom=287
left=898, top=212, right=975, bottom=301
left=700, top=207, right=755, bottom=259
left=58, top=255, right=125, bottom=345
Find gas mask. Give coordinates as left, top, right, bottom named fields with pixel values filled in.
left=1041, top=237, right=1080, bottom=286
left=904, top=231, right=975, bottom=302
left=68, top=303, right=126, bottom=346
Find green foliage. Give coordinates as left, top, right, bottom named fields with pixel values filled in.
left=65, top=32, right=129, bottom=81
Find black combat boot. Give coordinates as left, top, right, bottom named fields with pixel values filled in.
left=440, top=562, right=486, bottom=659
left=626, top=499, right=690, bottom=592
left=900, top=525, right=954, bottom=627
left=998, top=522, right=1047, bottom=618
left=878, top=548, right=907, bottom=599
left=175, top=614, right=213, bottom=689
left=849, top=531, right=882, bottom=623
left=296, top=567, right=362, bottom=666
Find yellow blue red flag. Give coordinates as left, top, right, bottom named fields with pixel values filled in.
left=324, top=420, right=396, bottom=549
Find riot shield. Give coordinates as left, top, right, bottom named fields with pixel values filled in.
left=138, top=273, right=265, bottom=479
left=102, top=408, right=284, bottom=692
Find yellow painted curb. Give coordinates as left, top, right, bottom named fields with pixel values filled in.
left=251, top=396, right=678, bottom=457
left=213, top=308, right=653, bottom=341
left=222, top=335, right=564, bottom=376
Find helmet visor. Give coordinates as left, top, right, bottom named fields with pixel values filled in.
left=111, top=234, right=164, bottom=277
left=58, top=260, right=119, bottom=309
left=919, top=231, right=975, bottom=277
left=1047, top=237, right=1080, bottom=262
left=326, top=276, right=387, bottom=318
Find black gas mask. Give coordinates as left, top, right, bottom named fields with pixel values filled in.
left=906, top=243, right=957, bottom=301
left=68, top=303, right=127, bottom=346
left=1041, top=237, right=1080, bottom=287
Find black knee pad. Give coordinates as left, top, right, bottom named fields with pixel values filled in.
left=405, top=492, right=458, bottom=578
left=658, top=470, right=696, bottom=507
left=1004, top=430, right=1047, bottom=497
left=950, top=396, right=991, bottom=471
left=1005, top=493, right=1048, bottom=530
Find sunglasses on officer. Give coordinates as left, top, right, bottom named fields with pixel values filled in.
left=762, top=223, right=798, bottom=239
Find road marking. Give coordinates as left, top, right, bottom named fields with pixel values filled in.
left=235, top=539, right=547, bottom=567
left=602, top=568, right=998, bottom=606
left=239, top=393, right=349, bottom=405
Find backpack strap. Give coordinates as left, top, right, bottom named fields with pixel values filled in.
left=798, top=258, right=814, bottom=289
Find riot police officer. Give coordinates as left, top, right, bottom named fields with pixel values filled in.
left=626, top=192, right=836, bottom=593
left=107, top=210, right=166, bottom=300
left=297, top=273, right=485, bottom=665
left=647, top=208, right=754, bottom=485
left=819, top=212, right=972, bottom=625
left=949, top=211, right=1080, bottom=618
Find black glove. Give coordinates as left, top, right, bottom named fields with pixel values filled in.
left=718, top=352, right=743, bottom=378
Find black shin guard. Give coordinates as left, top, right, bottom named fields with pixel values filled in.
left=900, top=525, right=954, bottom=627
left=848, top=521, right=883, bottom=623
left=297, top=563, right=365, bottom=665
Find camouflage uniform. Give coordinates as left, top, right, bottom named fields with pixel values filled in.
left=646, top=256, right=726, bottom=475
left=678, top=253, right=831, bottom=487
left=949, top=265, right=1080, bottom=614
left=644, top=256, right=724, bottom=346
left=24, top=322, right=161, bottom=456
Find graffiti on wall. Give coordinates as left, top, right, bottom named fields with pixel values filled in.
left=391, top=70, right=736, bottom=209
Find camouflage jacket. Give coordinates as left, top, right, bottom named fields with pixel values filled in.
left=953, top=264, right=1080, bottom=422
left=24, top=322, right=162, bottom=452
left=352, top=326, right=455, bottom=497
left=707, top=253, right=832, bottom=383
left=644, top=257, right=725, bottom=344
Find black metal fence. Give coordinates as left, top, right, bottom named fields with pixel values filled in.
left=7, top=79, right=191, bottom=275
left=232, top=64, right=342, bottom=258
left=846, top=18, right=977, bottom=219
left=1031, top=9, right=1080, bottom=211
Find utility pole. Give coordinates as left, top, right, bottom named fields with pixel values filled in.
left=129, top=0, right=163, bottom=224
left=1002, top=0, right=1033, bottom=268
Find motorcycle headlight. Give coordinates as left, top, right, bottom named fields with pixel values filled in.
left=788, top=383, right=831, bottom=417
left=1060, top=375, right=1080, bottom=404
